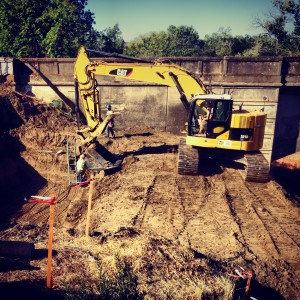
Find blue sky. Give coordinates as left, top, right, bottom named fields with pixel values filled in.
left=86, top=0, right=275, bottom=42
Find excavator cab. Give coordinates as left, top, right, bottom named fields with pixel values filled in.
left=188, top=95, right=233, bottom=138
left=182, top=94, right=269, bottom=182
left=206, top=100, right=232, bottom=138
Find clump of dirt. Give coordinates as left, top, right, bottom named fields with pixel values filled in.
left=0, top=83, right=300, bottom=299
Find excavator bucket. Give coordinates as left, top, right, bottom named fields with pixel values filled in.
left=84, top=143, right=122, bottom=174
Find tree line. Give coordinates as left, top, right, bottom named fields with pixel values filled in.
left=0, top=0, right=299, bottom=58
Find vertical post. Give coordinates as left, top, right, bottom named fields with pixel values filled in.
left=245, top=276, right=252, bottom=295
left=74, top=138, right=77, bottom=184
left=296, top=122, right=300, bottom=152
left=28, top=195, right=56, bottom=288
left=74, top=80, right=80, bottom=130
left=85, top=174, right=94, bottom=239
left=66, top=138, right=71, bottom=186
left=47, top=200, right=55, bottom=288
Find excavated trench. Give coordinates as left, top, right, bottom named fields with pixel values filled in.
left=0, top=84, right=300, bottom=299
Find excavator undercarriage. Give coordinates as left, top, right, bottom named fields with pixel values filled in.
left=178, top=138, right=270, bottom=182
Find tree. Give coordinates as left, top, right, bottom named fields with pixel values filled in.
left=255, top=0, right=300, bottom=55
left=0, top=0, right=96, bottom=57
left=40, top=0, right=96, bottom=57
left=231, top=35, right=256, bottom=56
left=240, top=34, right=283, bottom=56
left=124, top=25, right=204, bottom=57
left=165, top=25, right=204, bottom=56
left=203, top=27, right=233, bottom=56
left=0, top=0, right=48, bottom=57
left=124, top=31, right=169, bottom=57
left=94, top=24, right=125, bottom=53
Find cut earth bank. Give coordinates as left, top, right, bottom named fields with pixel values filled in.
left=0, top=84, right=299, bottom=299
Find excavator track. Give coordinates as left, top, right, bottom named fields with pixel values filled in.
left=239, top=151, right=270, bottom=183
left=177, top=137, right=199, bottom=175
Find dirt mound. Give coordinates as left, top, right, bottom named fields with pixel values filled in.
left=0, top=84, right=299, bottom=299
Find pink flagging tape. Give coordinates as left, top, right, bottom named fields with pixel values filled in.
left=28, top=196, right=56, bottom=204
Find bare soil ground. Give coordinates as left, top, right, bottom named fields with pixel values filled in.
left=0, top=84, right=299, bottom=299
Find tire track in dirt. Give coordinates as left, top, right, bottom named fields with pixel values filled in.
left=122, top=153, right=182, bottom=239
left=179, top=172, right=242, bottom=260
left=133, top=173, right=184, bottom=240
left=54, top=187, right=73, bottom=225
left=90, top=161, right=162, bottom=233
left=127, top=154, right=243, bottom=261
left=175, top=175, right=209, bottom=248
left=222, top=168, right=300, bottom=262
left=131, top=175, right=156, bottom=228
left=11, top=185, right=58, bottom=224
left=11, top=185, right=74, bottom=225
left=245, top=181, right=300, bottom=268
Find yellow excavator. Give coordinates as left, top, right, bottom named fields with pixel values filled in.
left=74, top=47, right=269, bottom=182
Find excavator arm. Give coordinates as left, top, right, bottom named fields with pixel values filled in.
left=74, top=47, right=209, bottom=145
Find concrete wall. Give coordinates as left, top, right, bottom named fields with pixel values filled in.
left=2, top=55, right=300, bottom=163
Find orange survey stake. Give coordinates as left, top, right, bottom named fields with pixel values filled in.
left=28, top=195, right=56, bottom=288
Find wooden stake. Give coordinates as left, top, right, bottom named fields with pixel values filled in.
left=85, top=174, right=94, bottom=239
left=27, top=195, right=56, bottom=288
left=245, top=275, right=252, bottom=295
left=47, top=202, right=55, bottom=288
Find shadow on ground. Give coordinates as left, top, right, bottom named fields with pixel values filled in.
left=0, top=281, right=64, bottom=300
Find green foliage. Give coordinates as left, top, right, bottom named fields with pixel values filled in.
left=125, top=25, right=203, bottom=57
left=124, top=31, right=169, bottom=57
left=203, top=27, right=234, bottom=56
left=0, top=0, right=95, bottom=57
left=0, top=0, right=47, bottom=57
left=92, top=24, right=125, bottom=53
left=39, top=0, right=96, bottom=57
left=256, top=0, right=300, bottom=55
left=0, top=0, right=299, bottom=58
left=201, top=27, right=255, bottom=57
left=241, top=34, right=283, bottom=56
left=165, top=25, right=204, bottom=56
left=64, top=255, right=143, bottom=300
left=49, top=99, right=75, bottom=119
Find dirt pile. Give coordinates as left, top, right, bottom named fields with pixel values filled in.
left=0, top=84, right=300, bottom=299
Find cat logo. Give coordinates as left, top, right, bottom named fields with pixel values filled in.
left=109, top=68, right=133, bottom=77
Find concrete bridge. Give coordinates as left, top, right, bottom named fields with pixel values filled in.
left=1, top=55, right=300, bottom=163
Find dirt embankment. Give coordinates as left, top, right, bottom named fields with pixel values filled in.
left=0, top=84, right=299, bottom=299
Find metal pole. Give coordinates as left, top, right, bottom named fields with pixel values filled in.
left=74, top=138, right=77, bottom=184
left=66, top=138, right=70, bottom=186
